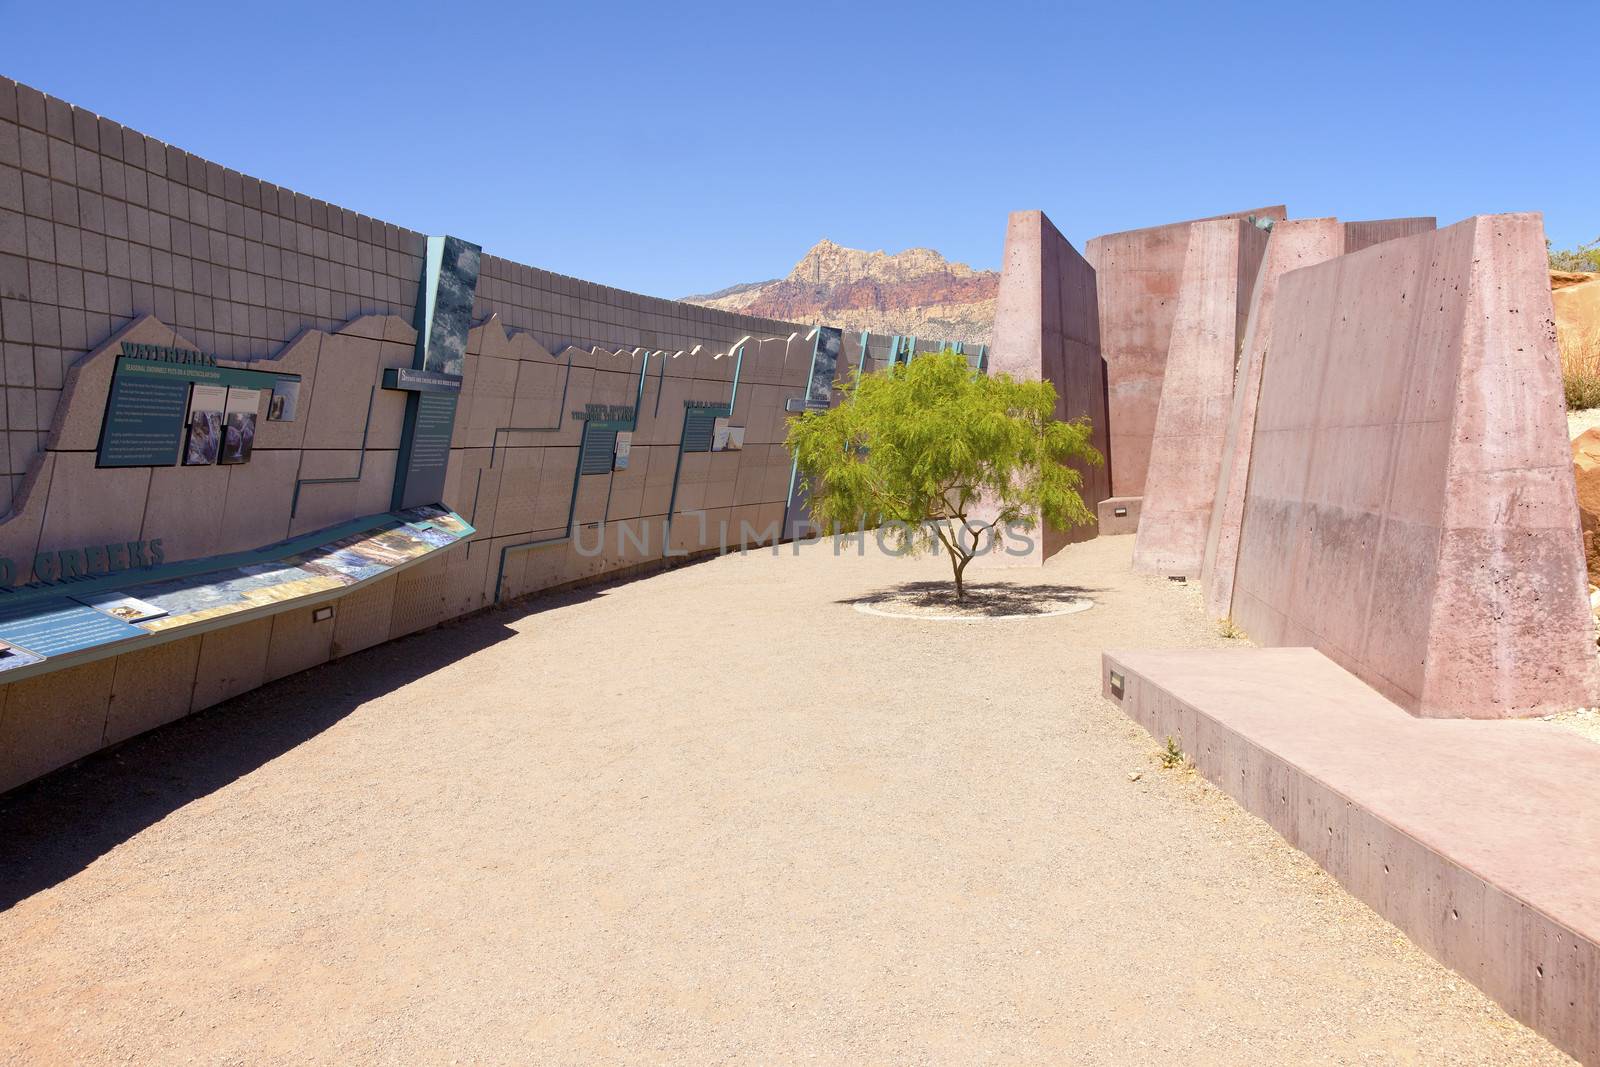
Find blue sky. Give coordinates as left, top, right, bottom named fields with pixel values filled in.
left=4, top=0, right=1595, bottom=298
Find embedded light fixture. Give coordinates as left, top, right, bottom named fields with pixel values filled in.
left=805, top=326, right=819, bottom=341
left=312, top=605, right=335, bottom=623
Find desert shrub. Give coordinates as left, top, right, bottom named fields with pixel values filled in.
left=1550, top=238, right=1600, bottom=274
left=1561, top=325, right=1600, bottom=410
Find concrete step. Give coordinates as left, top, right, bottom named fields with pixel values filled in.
left=1102, top=646, right=1600, bottom=1062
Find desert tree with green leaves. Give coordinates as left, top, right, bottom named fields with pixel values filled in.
left=786, top=349, right=1102, bottom=600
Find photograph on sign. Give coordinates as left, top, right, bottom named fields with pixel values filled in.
left=0, top=640, right=44, bottom=673
left=72, top=591, right=169, bottom=624
left=613, top=431, right=632, bottom=471
left=711, top=417, right=731, bottom=452
left=726, top=426, right=745, bottom=451
left=267, top=378, right=301, bottom=422
left=219, top=388, right=261, bottom=465
left=184, top=384, right=226, bottom=465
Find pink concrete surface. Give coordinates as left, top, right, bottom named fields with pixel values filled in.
left=1200, top=219, right=1346, bottom=616
left=1131, top=219, right=1269, bottom=577
left=1203, top=216, right=1442, bottom=620
left=982, top=210, right=1108, bottom=563
left=1344, top=216, right=1437, bottom=253
left=1096, top=495, right=1141, bottom=535
left=1085, top=205, right=1286, bottom=499
left=1102, top=647, right=1600, bottom=1064
left=1231, top=214, right=1598, bottom=718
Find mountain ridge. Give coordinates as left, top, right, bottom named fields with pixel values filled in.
left=683, top=239, right=997, bottom=345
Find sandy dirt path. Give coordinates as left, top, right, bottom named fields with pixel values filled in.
left=0, top=536, right=1570, bottom=1064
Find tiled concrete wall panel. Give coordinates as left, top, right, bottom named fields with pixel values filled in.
left=1132, top=219, right=1268, bottom=577
left=983, top=210, right=1108, bottom=562
left=104, top=635, right=202, bottom=745
left=1231, top=214, right=1597, bottom=718
left=190, top=616, right=274, bottom=714
left=0, top=658, right=114, bottom=789
left=1084, top=205, right=1285, bottom=498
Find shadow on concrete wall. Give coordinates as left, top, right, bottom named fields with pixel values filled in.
left=0, top=601, right=556, bottom=911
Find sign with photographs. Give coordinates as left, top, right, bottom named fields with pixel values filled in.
left=219, top=388, right=260, bottom=465
left=710, top=419, right=745, bottom=452
left=184, top=384, right=226, bottom=465
left=97, top=344, right=298, bottom=469
left=805, top=326, right=843, bottom=409
left=613, top=431, right=632, bottom=471
left=267, top=378, right=300, bottom=421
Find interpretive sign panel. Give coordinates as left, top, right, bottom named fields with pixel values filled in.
left=97, top=363, right=190, bottom=467
left=97, top=347, right=299, bottom=469
left=0, top=599, right=147, bottom=658
left=806, top=327, right=843, bottom=408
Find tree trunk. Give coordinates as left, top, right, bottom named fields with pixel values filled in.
left=952, top=550, right=971, bottom=601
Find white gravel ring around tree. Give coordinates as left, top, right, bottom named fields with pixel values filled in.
left=852, top=597, right=1095, bottom=621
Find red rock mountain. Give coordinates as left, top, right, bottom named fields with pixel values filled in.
left=684, top=239, right=997, bottom=346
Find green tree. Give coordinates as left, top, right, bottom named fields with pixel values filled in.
left=787, top=349, right=1102, bottom=599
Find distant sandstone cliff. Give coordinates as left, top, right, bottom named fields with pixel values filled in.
left=684, top=239, right=997, bottom=346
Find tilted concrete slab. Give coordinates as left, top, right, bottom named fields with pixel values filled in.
left=1343, top=216, right=1437, bottom=254
left=983, top=210, right=1108, bottom=562
left=1102, top=647, right=1600, bottom=1064
left=1132, top=219, right=1268, bottom=577
left=1085, top=205, right=1286, bottom=498
left=1231, top=213, right=1597, bottom=718
left=1203, top=216, right=1441, bottom=620
left=1200, top=218, right=1346, bottom=616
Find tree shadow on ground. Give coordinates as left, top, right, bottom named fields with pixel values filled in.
left=839, top=581, right=1102, bottom=617
left=0, top=575, right=635, bottom=912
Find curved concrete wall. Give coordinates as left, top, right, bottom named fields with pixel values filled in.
left=0, top=77, right=964, bottom=792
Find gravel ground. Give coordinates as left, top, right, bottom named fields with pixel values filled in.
left=1569, top=408, right=1600, bottom=440
left=0, top=536, right=1570, bottom=1064
left=1545, top=706, right=1600, bottom=744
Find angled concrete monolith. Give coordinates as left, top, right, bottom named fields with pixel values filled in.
left=1203, top=215, right=1439, bottom=620
left=981, top=210, right=1107, bottom=563
left=1343, top=216, right=1437, bottom=253
left=1131, top=218, right=1269, bottom=576
left=1085, top=205, right=1286, bottom=499
left=1231, top=213, right=1598, bottom=718
left=1200, top=218, right=1346, bottom=616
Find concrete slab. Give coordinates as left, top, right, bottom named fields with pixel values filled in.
left=1133, top=219, right=1268, bottom=577
left=1231, top=214, right=1597, bottom=718
left=1086, top=205, right=1286, bottom=497
left=1096, top=495, right=1141, bottom=535
left=1201, top=218, right=1345, bottom=618
left=1344, top=216, right=1437, bottom=254
left=983, top=210, right=1108, bottom=562
left=1102, top=646, right=1600, bottom=1064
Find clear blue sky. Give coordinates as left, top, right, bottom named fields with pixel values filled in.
left=4, top=0, right=1595, bottom=299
